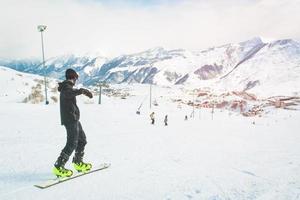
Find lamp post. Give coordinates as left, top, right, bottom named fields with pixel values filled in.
left=37, top=25, right=49, bottom=105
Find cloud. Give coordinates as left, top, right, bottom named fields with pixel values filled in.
left=0, top=0, right=299, bottom=59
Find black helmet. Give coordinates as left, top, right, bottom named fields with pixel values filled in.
left=65, top=68, right=79, bottom=80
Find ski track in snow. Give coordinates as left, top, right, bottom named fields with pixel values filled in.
left=0, top=85, right=300, bottom=200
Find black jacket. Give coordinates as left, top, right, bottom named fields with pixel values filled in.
left=58, top=80, right=82, bottom=125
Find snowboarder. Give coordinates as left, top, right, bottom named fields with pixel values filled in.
left=53, top=68, right=93, bottom=178
left=164, top=115, right=168, bottom=126
left=150, top=112, right=155, bottom=125
left=185, top=115, right=188, bottom=120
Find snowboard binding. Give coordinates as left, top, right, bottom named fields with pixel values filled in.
left=73, top=162, right=92, bottom=172
left=53, top=166, right=73, bottom=178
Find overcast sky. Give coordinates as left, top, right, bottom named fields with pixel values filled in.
left=0, top=0, right=299, bottom=59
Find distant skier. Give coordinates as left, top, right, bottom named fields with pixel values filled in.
left=164, top=115, right=168, bottom=126
left=185, top=115, right=188, bottom=121
left=53, top=68, right=93, bottom=178
left=150, top=112, right=155, bottom=125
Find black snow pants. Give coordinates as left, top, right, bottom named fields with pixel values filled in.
left=61, top=121, right=87, bottom=157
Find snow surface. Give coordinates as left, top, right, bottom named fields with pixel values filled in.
left=0, top=75, right=300, bottom=200
left=0, top=66, right=59, bottom=103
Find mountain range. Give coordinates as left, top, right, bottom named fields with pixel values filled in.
left=1, top=37, right=300, bottom=97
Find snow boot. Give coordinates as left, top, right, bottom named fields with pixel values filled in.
left=72, top=152, right=92, bottom=172
left=53, top=152, right=73, bottom=178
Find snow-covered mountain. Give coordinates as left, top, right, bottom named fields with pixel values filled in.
left=84, top=37, right=300, bottom=97
left=85, top=38, right=269, bottom=86
left=1, top=54, right=108, bottom=85
left=216, top=39, right=300, bottom=97
left=1, top=37, right=300, bottom=96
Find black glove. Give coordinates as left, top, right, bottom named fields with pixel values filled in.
left=80, top=88, right=93, bottom=98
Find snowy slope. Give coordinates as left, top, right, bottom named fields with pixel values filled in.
left=0, top=84, right=300, bottom=200
left=0, top=66, right=59, bottom=103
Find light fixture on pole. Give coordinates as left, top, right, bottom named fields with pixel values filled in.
left=37, top=25, right=49, bottom=105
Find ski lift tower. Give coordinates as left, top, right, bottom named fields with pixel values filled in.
left=97, top=81, right=106, bottom=104
left=191, top=88, right=197, bottom=118
left=150, top=83, right=152, bottom=109
left=37, top=25, right=49, bottom=105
